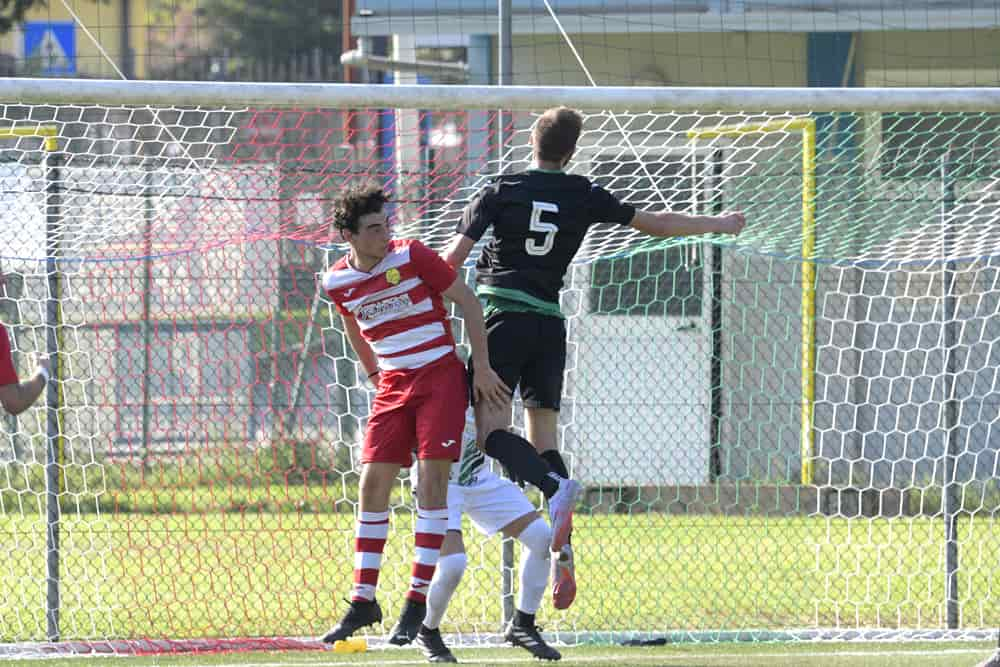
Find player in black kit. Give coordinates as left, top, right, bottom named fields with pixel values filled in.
left=443, top=106, right=746, bottom=619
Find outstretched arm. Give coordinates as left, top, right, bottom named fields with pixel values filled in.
left=629, top=209, right=746, bottom=238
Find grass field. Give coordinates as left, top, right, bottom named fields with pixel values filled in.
left=3, top=512, right=1000, bottom=643
left=7, top=641, right=999, bottom=666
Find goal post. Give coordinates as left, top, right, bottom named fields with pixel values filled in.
left=0, top=124, right=64, bottom=640
left=688, top=118, right=819, bottom=486
left=0, top=78, right=999, bottom=651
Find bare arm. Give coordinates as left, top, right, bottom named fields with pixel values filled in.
left=442, top=277, right=489, bottom=371
left=629, top=209, right=745, bottom=238
left=441, top=277, right=509, bottom=406
left=0, top=356, right=49, bottom=416
left=342, top=315, right=379, bottom=380
left=442, top=234, right=476, bottom=271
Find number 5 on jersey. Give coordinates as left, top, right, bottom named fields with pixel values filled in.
left=526, top=200, right=559, bottom=256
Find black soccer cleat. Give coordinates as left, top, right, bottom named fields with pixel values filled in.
left=504, top=620, right=562, bottom=661
left=416, top=625, right=458, bottom=663
left=321, top=599, right=382, bottom=644
left=388, top=598, right=427, bottom=646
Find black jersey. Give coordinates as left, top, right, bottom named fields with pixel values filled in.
left=457, top=170, right=635, bottom=305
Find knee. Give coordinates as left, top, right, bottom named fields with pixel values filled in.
left=436, top=552, right=468, bottom=586
left=415, top=461, right=452, bottom=507
left=416, top=479, right=449, bottom=509
left=474, top=406, right=511, bottom=450
left=518, top=518, right=552, bottom=556
left=478, top=426, right=504, bottom=452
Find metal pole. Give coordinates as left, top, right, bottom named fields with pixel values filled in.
left=708, top=149, right=724, bottom=481
left=498, top=0, right=516, bottom=629
left=141, top=165, right=153, bottom=468
left=499, top=0, right=512, bottom=89
left=44, top=149, right=62, bottom=641
left=120, top=0, right=135, bottom=79
left=941, top=152, right=960, bottom=630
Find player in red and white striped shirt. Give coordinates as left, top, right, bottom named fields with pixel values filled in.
left=320, top=185, right=508, bottom=647
left=0, top=322, right=49, bottom=415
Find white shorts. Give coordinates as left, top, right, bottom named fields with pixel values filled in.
left=447, top=475, right=538, bottom=537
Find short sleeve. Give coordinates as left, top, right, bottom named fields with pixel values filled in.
left=456, top=183, right=498, bottom=241
left=319, top=271, right=351, bottom=317
left=0, top=326, right=18, bottom=385
left=588, top=185, right=636, bottom=227
left=409, top=240, right=458, bottom=294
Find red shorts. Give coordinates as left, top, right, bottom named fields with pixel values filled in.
left=362, top=354, right=468, bottom=466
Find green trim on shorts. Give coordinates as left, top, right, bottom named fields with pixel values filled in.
left=477, top=286, right=564, bottom=320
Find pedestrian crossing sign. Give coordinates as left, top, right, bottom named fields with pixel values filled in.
left=24, top=22, right=76, bottom=75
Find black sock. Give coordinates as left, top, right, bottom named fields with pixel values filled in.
left=484, top=430, right=561, bottom=498
left=513, top=609, right=535, bottom=628
left=540, top=449, right=569, bottom=479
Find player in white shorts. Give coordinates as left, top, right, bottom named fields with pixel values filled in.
left=402, top=410, right=563, bottom=663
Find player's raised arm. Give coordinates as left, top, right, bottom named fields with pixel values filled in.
left=629, top=208, right=746, bottom=238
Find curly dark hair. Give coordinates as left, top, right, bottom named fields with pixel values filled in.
left=333, top=184, right=388, bottom=234
left=532, top=106, right=583, bottom=163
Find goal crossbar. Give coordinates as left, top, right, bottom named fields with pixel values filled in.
left=1, top=78, right=999, bottom=111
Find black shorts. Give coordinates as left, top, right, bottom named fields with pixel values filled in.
left=469, top=311, right=566, bottom=411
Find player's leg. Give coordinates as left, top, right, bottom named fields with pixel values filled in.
left=389, top=456, right=452, bottom=645
left=323, top=385, right=414, bottom=643
left=416, top=529, right=464, bottom=663
left=526, top=406, right=576, bottom=609
left=501, top=512, right=561, bottom=661
left=322, top=461, right=401, bottom=642
left=389, top=359, right=466, bottom=645
left=526, top=407, right=564, bottom=473
left=520, top=317, right=580, bottom=557
left=472, top=312, right=569, bottom=500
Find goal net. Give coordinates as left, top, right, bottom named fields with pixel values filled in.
left=0, top=81, right=998, bottom=653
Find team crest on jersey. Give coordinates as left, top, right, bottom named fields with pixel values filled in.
left=385, top=268, right=401, bottom=285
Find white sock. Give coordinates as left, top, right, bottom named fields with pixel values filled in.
left=516, top=518, right=551, bottom=614
left=424, top=551, right=467, bottom=630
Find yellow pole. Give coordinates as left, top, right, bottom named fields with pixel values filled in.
left=799, top=122, right=817, bottom=486
left=688, top=117, right=817, bottom=485
left=0, top=125, right=59, bottom=151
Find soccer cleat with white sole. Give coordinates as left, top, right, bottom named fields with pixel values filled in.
left=388, top=598, right=426, bottom=646
left=416, top=626, right=458, bottom=663
left=551, top=544, right=576, bottom=610
left=504, top=621, right=561, bottom=661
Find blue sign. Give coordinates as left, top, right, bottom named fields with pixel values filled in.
left=24, top=22, right=76, bottom=75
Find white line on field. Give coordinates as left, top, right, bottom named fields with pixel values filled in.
left=176, top=646, right=992, bottom=667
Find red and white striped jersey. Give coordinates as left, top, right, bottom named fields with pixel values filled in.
left=0, top=325, right=17, bottom=385
left=322, top=239, right=459, bottom=371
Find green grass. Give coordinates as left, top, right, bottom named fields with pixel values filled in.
left=2, top=513, right=999, bottom=643
left=11, top=641, right=999, bottom=667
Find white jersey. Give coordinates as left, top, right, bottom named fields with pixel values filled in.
left=411, top=408, right=497, bottom=488
left=410, top=408, right=538, bottom=536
